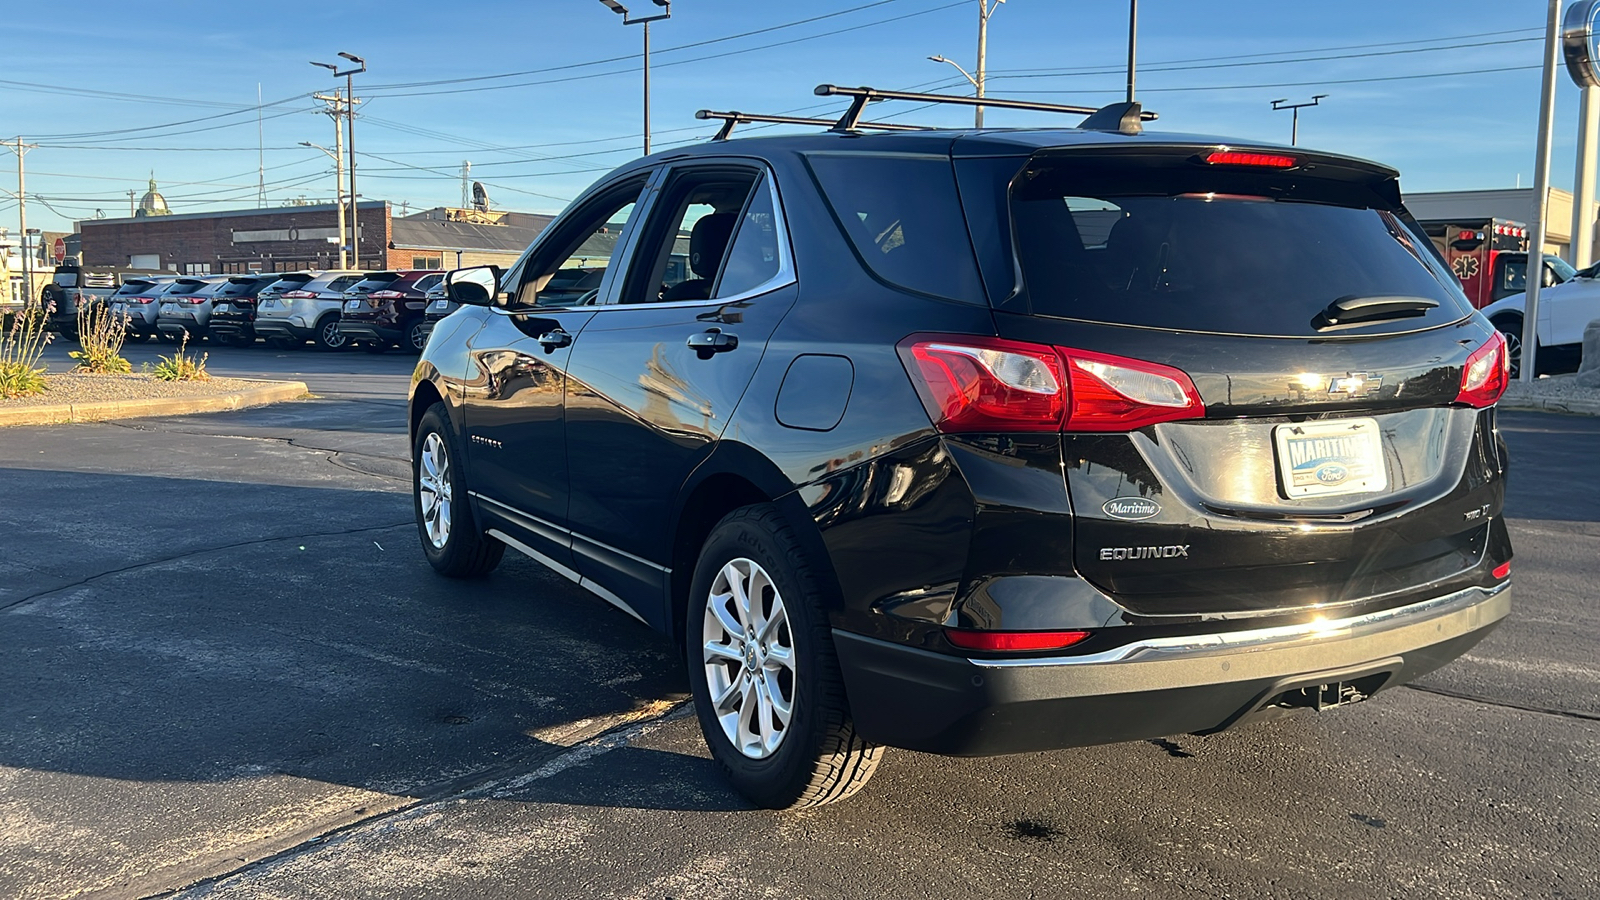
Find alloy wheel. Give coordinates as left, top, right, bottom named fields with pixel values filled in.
left=417, top=432, right=453, bottom=549
left=1502, top=328, right=1523, bottom=379
left=321, top=320, right=347, bottom=349
left=702, top=557, right=796, bottom=759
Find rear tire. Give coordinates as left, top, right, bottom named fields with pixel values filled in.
left=413, top=404, right=504, bottom=578
left=686, top=504, right=882, bottom=809
left=312, top=316, right=348, bottom=351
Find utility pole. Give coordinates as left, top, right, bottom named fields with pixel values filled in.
left=313, top=53, right=365, bottom=268
left=1126, top=0, right=1137, bottom=102
left=1524, top=0, right=1561, bottom=383
left=257, top=83, right=266, bottom=207
left=2, top=138, right=38, bottom=305
left=598, top=1, right=671, bottom=155
left=126, top=190, right=137, bottom=217
left=1573, top=87, right=1599, bottom=269
left=461, top=161, right=471, bottom=209
left=302, top=102, right=346, bottom=269
left=1270, top=95, right=1328, bottom=146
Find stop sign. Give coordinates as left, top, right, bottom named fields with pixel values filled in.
left=52, top=237, right=65, bottom=265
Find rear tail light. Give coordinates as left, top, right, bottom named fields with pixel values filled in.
left=945, top=628, right=1091, bottom=652
left=282, top=290, right=318, bottom=299
left=1455, top=331, right=1509, bottom=408
left=1491, top=561, right=1511, bottom=580
left=1203, top=150, right=1297, bottom=168
left=368, top=290, right=405, bottom=299
left=897, top=335, right=1205, bottom=434
left=1060, top=349, right=1205, bottom=431
left=897, top=336, right=1066, bottom=433
left=186, top=296, right=208, bottom=304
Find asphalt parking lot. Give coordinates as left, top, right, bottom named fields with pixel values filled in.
left=2, top=345, right=1596, bottom=900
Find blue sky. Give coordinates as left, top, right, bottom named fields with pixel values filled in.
left=0, top=0, right=1579, bottom=234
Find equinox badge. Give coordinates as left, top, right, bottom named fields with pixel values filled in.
left=1099, top=545, right=1191, bottom=561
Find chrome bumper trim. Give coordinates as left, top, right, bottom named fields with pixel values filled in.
left=970, top=583, right=1509, bottom=669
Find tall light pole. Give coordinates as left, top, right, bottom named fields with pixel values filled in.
left=1524, top=0, right=1562, bottom=383
left=930, top=1, right=1003, bottom=128
left=313, top=53, right=365, bottom=268
left=598, top=0, right=671, bottom=155
left=1270, top=95, right=1327, bottom=146
left=300, top=140, right=346, bottom=269
left=1126, top=0, right=1137, bottom=102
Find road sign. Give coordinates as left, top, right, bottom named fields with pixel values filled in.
left=52, top=237, right=65, bottom=265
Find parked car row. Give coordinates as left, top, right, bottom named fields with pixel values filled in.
left=65, top=268, right=446, bottom=353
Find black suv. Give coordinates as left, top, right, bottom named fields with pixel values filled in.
left=408, top=91, right=1513, bottom=809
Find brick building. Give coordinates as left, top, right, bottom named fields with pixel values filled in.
left=78, top=202, right=553, bottom=275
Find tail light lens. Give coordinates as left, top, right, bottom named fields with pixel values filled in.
left=1456, top=331, right=1509, bottom=408
left=945, top=628, right=1091, bottom=652
left=368, top=290, right=405, bottom=299
left=897, top=336, right=1066, bottom=432
left=898, top=335, right=1205, bottom=434
left=1491, top=561, right=1511, bottom=580
left=282, top=289, right=318, bottom=299
left=1060, top=349, right=1205, bottom=431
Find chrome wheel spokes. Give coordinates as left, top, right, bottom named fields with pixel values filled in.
left=417, top=432, right=453, bottom=549
left=702, top=557, right=796, bottom=759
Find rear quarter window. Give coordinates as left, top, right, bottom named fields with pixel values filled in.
left=805, top=153, right=986, bottom=305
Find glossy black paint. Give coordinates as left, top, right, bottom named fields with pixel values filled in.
left=409, top=126, right=1514, bottom=756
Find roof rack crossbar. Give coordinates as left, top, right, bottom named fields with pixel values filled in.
left=813, top=84, right=1159, bottom=134
left=695, top=109, right=930, bottom=141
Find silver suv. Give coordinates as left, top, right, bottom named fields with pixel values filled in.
left=252, top=270, right=365, bottom=350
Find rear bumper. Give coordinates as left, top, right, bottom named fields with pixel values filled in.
left=834, top=583, right=1510, bottom=756
left=157, top=312, right=205, bottom=335
left=253, top=318, right=316, bottom=340
left=338, top=322, right=402, bottom=345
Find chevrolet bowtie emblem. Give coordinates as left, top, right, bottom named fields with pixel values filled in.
left=1328, top=373, right=1382, bottom=396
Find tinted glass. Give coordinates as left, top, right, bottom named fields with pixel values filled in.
left=112, top=281, right=158, bottom=298
left=413, top=274, right=443, bottom=292
left=716, top=176, right=782, bottom=298
left=1010, top=164, right=1473, bottom=336
left=806, top=153, right=985, bottom=304
left=166, top=281, right=207, bottom=296
left=326, top=275, right=364, bottom=293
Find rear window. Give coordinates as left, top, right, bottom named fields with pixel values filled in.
left=112, top=281, right=160, bottom=297
left=166, top=281, right=207, bottom=296
left=1009, top=158, right=1473, bottom=336
left=805, top=153, right=986, bottom=305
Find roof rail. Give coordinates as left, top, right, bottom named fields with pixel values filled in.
left=814, top=84, right=1159, bottom=136
left=695, top=109, right=930, bottom=141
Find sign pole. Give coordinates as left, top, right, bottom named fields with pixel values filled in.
left=1524, top=0, right=1561, bottom=383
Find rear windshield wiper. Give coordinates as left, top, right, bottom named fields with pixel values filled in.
left=1312, top=294, right=1440, bottom=331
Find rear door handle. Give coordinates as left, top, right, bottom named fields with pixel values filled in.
left=687, top=328, right=738, bottom=358
left=536, top=328, right=572, bottom=350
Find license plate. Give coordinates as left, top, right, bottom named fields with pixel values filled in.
left=160, top=303, right=179, bottom=314
left=110, top=303, right=125, bottom=314
left=429, top=299, right=449, bottom=311
left=344, top=299, right=365, bottom=311
left=259, top=298, right=278, bottom=309
left=1273, top=418, right=1387, bottom=499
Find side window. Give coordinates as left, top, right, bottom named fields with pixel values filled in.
left=414, top=274, right=443, bottom=293
left=1501, top=259, right=1526, bottom=293
left=515, top=180, right=646, bottom=308
left=714, top=175, right=783, bottom=298
left=329, top=275, right=363, bottom=292
left=620, top=168, right=760, bottom=304
left=805, top=153, right=986, bottom=304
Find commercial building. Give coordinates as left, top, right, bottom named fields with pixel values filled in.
left=78, top=198, right=554, bottom=275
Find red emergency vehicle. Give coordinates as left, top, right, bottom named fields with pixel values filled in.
left=1416, top=217, right=1569, bottom=309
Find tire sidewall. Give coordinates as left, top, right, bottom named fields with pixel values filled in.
left=413, top=405, right=472, bottom=569
left=686, top=510, right=831, bottom=806
left=408, top=321, right=429, bottom=353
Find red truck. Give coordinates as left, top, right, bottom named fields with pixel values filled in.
left=1417, top=217, right=1574, bottom=309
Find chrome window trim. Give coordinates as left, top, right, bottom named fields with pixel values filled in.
left=969, top=582, right=1509, bottom=669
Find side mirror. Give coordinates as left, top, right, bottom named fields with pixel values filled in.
left=445, top=265, right=503, bottom=306
left=1543, top=266, right=1559, bottom=288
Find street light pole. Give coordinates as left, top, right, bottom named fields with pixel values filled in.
left=1270, top=95, right=1328, bottom=146
left=1126, top=0, right=1137, bottom=103
left=1, top=137, right=37, bottom=305
left=598, top=0, right=671, bottom=155
left=1524, top=0, right=1562, bottom=384
left=300, top=138, right=346, bottom=269
left=313, top=54, right=365, bottom=268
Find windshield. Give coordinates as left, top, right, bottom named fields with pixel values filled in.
left=1546, top=255, right=1577, bottom=283
left=1009, top=161, right=1473, bottom=337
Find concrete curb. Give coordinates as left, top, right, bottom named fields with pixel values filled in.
left=1500, top=395, right=1600, bottom=416
left=0, top=379, right=309, bottom=427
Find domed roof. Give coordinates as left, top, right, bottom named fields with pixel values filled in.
left=136, top=176, right=170, bottom=217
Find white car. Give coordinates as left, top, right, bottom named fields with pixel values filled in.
left=1481, top=264, right=1596, bottom=376
left=252, top=270, right=366, bottom=350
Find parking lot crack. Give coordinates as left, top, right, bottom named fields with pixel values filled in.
left=1402, top=683, right=1600, bottom=723
left=0, top=521, right=411, bottom=614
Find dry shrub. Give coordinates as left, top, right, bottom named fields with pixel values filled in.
left=0, top=301, right=52, bottom=398
left=69, top=304, right=133, bottom=374
left=150, top=332, right=209, bottom=382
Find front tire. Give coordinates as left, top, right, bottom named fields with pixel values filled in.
left=686, top=505, right=882, bottom=809
left=413, top=404, right=504, bottom=577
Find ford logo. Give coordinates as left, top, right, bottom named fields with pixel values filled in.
left=1102, top=497, right=1161, bottom=520
left=1315, top=464, right=1349, bottom=484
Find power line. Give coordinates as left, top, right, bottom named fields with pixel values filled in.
left=999, top=64, right=1544, bottom=96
